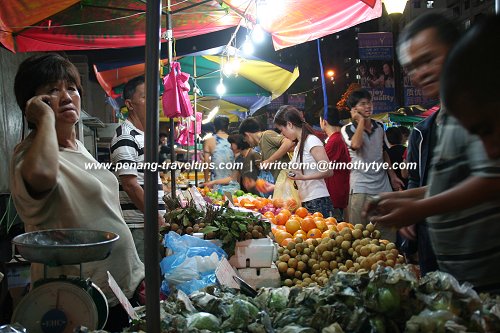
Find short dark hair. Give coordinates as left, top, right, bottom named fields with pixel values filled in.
left=228, top=133, right=250, bottom=150
left=347, top=89, right=371, bottom=109
left=239, top=118, right=261, bottom=134
left=398, top=13, right=460, bottom=58
left=14, top=53, right=82, bottom=112
left=123, top=76, right=145, bottom=100
left=386, top=127, right=403, bottom=145
left=213, top=115, right=229, bottom=133
left=442, top=15, right=500, bottom=115
left=319, top=106, right=343, bottom=127
left=399, top=126, right=410, bottom=138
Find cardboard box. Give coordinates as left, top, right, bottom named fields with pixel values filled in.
left=237, top=263, right=281, bottom=289
left=229, top=238, right=276, bottom=268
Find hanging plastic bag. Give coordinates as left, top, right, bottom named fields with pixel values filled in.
left=273, top=170, right=300, bottom=211
left=160, top=231, right=226, bottom=295
left=162, top=61, right=194, bottom=118
left=177, top=112, right=202, bottom=146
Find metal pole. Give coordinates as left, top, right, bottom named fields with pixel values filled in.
left=391, top=13, right=404, bottom=108
left=167, top=0, right=176, bottom=198
left=194, top=56, right=199, bottom=187
left=145, top=0, right=161, bottom=331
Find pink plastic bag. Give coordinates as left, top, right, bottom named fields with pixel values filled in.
left=162, top=61, right=193, bottom=118
left=177, top=112, right=202, bottom=146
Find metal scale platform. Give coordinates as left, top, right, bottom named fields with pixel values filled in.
left=10, top=229, right=119, bottom=333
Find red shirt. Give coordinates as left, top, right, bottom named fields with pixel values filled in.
left=324, top=132, right=351, bottom=209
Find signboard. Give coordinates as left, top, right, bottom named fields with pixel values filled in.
left=358, top=32, right=393, bottom=60
left=357, top=33, right=396, bottom=113
left=403, top=70, right=438, bottom=107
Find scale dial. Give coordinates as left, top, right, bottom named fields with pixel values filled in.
left=12, top=280, right=99, bottom=333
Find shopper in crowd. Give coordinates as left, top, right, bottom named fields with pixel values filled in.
left=442, top=15, right=500, bottom=159
left=365, top=15, right=500, bottom=293
left=389, top=13, right=460, bottom=275
left=239, top=117, right=295, bottom=182
left=341, top=89, right=404, bottom=234
left=202, top=133, right=252, bottom=192
left=110, top=76, right=166, bottom=262
left=229, top=133, right=262, bottom=194
left=11, top=54, right=144, bottom=331
left=385, top=127, right=408, bottom=189
left=319, top=106, right=350, bottom=221
left=274, top=105, right=334, bottom=217
left=399, top=126, right=410, bottom=146
left=203, top=116, right=240, bottom=193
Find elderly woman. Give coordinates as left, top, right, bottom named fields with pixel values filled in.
left=10, top=54, right=144, bottom=331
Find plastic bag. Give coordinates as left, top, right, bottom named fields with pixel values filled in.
left=160, top=231, right=226, bottom=295
left=162, top=61, right=193, bottom=118
left=177, top=112, right=202, bottom=146
left=273, top=169, right=300, bottom=211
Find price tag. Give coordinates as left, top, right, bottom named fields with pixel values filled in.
left=188, top=186, right=207, bottom=211
left=224, top=192, right=235, bottom=207
left=215, top=258, right=240, bottom=289
left=107, top=271, right=139, bottom=320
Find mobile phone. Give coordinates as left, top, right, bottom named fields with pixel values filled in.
left=288, top=171, right=296, bottom=177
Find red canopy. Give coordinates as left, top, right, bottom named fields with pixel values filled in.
left=226, top=0, right=381, bottom=50
left=0, top=0, right=381, bottom=52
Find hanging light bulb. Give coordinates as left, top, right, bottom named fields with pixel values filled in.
left=251, top=23, right=265, bottom=43
left=231, top=57, right=241, bottom=74
left=222, top=58, right=234, bottom=77
left=242, top=36, right=254, bottom=55
left=216, top=78, right=226, bottom=96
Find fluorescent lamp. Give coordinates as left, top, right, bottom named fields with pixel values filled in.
left=383, top=0, right=408, bottom=14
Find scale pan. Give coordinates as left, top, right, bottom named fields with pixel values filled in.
left=12, top=229, right=119, bottom=266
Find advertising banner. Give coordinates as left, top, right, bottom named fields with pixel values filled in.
left=357, top=32, right=396, bottom=113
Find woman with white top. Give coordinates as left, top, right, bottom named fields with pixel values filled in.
left=273, top=106, right=334, bottom=217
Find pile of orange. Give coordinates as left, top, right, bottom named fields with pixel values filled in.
left=270, top=207, right=354, bottom=246
left=233, top=196, right=272, bottom=211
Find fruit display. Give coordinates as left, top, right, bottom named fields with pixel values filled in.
left=161, top=197, right=271, bottom=257
left=199, top=187, right=298, bottom=214
left=125, top=267, right=500, bottom=333
left=275, top=221, right=404, bottom=287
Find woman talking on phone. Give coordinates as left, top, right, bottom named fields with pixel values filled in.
left=273, top=106, right=334, bottom=217
left=10, top=54, right=144, bottom=331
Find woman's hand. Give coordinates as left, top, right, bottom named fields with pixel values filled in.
left=25, top=95, right=55, bottom=128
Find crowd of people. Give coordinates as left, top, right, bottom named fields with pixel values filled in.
left=4, top=10, right=499, bottom=332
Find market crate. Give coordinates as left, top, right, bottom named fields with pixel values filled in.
left=229, top=238, right=277, bottom=268
left=237, top=263, right=281, bottom=289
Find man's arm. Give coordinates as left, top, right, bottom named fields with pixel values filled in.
left=121, top=175, right=165, bottom=225
left=372, top=177, right=500, bottom=227
left=263, top=137, right=295, bottom=165
left=203, top=137, right=215, bottom=182
left=350, top=113, right=366, bottom=150
left=120, top=175, right=145, bottom=212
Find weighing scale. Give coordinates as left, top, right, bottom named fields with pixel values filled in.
left=10, top=229, right=119, bottom=333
